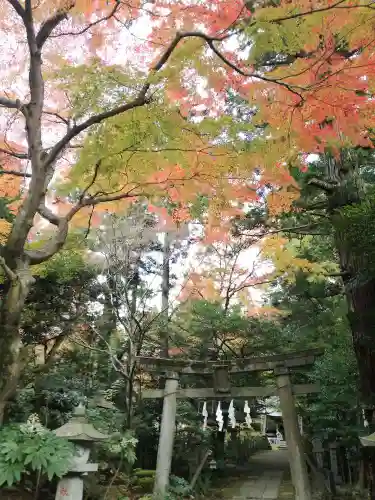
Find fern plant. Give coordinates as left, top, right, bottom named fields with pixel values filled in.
left=0, top=414, right=74, bottom=487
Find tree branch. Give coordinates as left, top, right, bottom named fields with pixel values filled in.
left=0, top=169, right=31, bottom=178
left=0, top=146, right=29, bottom=160
left=83, top=189, right=149, bottom=207
left=50, top=0, right=121, bottom=38
left=5, top=0, right=25, bottom=19
left=267, top=0, right=375, bottom=24
left=41, top=30, right=230, bottom=170
left=238, top=222, right=323, bottom=238
left=323, top=271, right=350, bottom=278
left=308, top=177, right=338, bottom=192
left=24, top=173, right=143, bottom=265
left=37, top=202, right=63, bottom=226
left=0, top=96, right=24, bottom=110
left=24, top=218, right=69, bottom=265
left=78, top=160, right=101, bottom=203
left=205, top=38, right=304, bottom=100
left=294, top=199, right=329, bottom=211
left=23, top=171, right=142, bottom=265
left=42, top=110, right=70, bottom=126
left=0, top=256, right=17, bottom=281
left=43, top=92, right=150, bottom=170
left=33, top=334, right=67, bottom=374
left=36, top=2, right=75, bottom=48
left=42, top=26, right=301, bottom=173
left=267, top=0, right=347, bottom=23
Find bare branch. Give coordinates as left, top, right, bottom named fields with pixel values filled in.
left=82, top=206, right=95, bottom=239
left=242, top=222, right=323, bottom=238
left=0, top=146, right=29, bottom=160
left=50, top=0, right=121, bottom=38
left=0, top=169, right=31, bottom=178
left=78, top=160, right=101, bottom=202
left=43, top=110, right=70, bottom=126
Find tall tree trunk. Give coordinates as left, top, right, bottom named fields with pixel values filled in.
left=97, top=286, right=117, bottom=382
left=333, top=215, right=375, bottom=499
left=161, top=231, right=171, bottom=358
left=324, top=156, right=375, bottom=404
left=125, top=264, right=140, bottom=429
left=320, top=154, right=375, bottom=498
left=0, top=258, right=35, bottom=423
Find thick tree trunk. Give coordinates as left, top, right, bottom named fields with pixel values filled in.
left=323, top=155, right=375, bottom=496
left=342, top=270, right=375, bottom=403
left=0, top=259, right=34, bottom=423
left=327, top=172, right=375, bottom=404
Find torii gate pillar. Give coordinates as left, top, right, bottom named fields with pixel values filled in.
left=153, top=372, right=179, bottom=498
left=276, top=368, right=312, bottom=500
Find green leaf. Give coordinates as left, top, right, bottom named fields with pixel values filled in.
left=6, top=469, right=15, bottom=487
left=23, top=454, right=33, bottom=465
left=12, top=464, right=23, bottom=483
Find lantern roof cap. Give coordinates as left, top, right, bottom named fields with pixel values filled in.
left=360, top=432, right=375, bottom=447
left=54, top=404, right=109, bottom=442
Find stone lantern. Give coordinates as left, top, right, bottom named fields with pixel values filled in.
left=54, top=403, right=109, bottom=500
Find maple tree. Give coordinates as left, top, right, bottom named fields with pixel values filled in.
left=230, top=1, right=375, bottom=422
left=0, top=0, right=266, bottom=422
left=186, top=0, right=375, bottom=436
left=1, top=0, right=375, bottom=429
left=180, top=234, right=271, bottom=312
left=0, top=0, right=259, bottom=421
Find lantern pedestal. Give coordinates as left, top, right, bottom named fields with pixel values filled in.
left=56, top=476, right=84, bottom=500
left=55, top=454, right=99, bottom=499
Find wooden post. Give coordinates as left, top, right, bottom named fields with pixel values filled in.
left=261, top=413, right=267, bottom=435
left=190, top=449, right=211, bottom=489
left=312, top=436, right=324, bottom=469
left=329, top=441, right=342, bottom=484
left=298, top=415, right=304, bottom=435
left=154, top=373, right=179, bottom=498
left=276, top=369, right=312, bottom=500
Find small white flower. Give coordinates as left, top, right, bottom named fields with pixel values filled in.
left=20, top=414, right=47, bottom=435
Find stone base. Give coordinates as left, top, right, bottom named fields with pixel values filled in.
left=55, top=476, right=83, bottom=500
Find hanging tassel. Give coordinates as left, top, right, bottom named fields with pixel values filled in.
left=202, top=401, right=208, bottom=430
left=363, top=409, right=369, bottom=428
left=228, top=400, right=236, bottom=429
left=216, top=401, right=224, bottom=432
left=244, top=401, right=252, bottom=428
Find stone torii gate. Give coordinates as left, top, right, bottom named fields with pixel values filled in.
left=137, top=349, right=322, bottom=500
